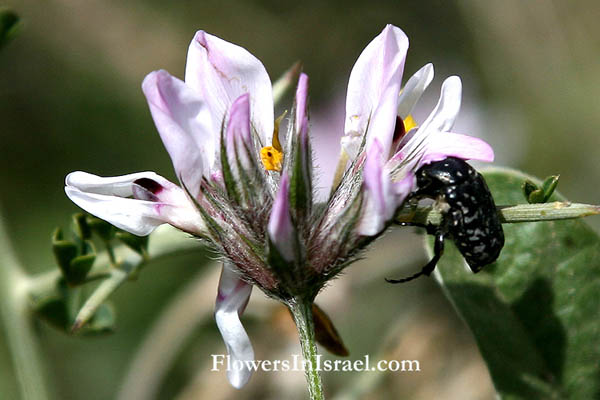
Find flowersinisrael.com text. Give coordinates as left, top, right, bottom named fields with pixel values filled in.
left=211, top=354, right=420, bottom=373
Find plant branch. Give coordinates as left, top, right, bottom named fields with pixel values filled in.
left=396, top=202, right=600, bottom=226
left=0, top=212, right=51, bottom=400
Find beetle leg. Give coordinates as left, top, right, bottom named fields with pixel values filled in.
left=386, top=231, right=445, bottom=284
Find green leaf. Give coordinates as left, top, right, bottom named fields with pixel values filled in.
left=86, top=215, right=115, bottom=241
left=67, top=253, right=96, bottom=285
left=521, top=179, right=538, bottom=201
left=428, top=168, right=600, bottom=399
left=52, top=228, right=79, bottom=276
left=0, top=9, right=20, bottom=49
left=542, top=175, right=560, bottom=203
left=72, top=213, right=92, bottom=240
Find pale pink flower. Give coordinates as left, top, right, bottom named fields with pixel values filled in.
left=65, top=24, right=493, bottom=388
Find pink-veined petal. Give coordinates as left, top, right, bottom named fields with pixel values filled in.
left=267, top=173, right=296, bottom=261
left=215, top=263, right=254, bottom=389
left=185, top=31, right=274, bottom=146
left=344, top=24, right=409, bottom=158
left=397, top=63, right=434, bottom=118
left=65, top=171, right=205, bottom=236
left=142, top=70, right=214, bottom=197
left=421, top=131, right=495, bottom=164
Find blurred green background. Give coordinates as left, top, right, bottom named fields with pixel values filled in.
left=1, top=1, right=599, bottom=399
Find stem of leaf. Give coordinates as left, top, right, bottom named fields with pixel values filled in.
left=288, top=297, right=325, bottom=400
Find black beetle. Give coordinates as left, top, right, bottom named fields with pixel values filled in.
left=387, top=157, right=504, bottom=283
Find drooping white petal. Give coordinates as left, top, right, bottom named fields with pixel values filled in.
left=185, top=31, right=274, bottom=147
left=267, top=173, right=296, bottom=261
left=65, top=171, right=205, bottom=236
left=142, top=70, right=214, bottom=197
left=214, top=263, right=254, bottom=389
left=344, top=25, right=409, bottom=159
left=397, top=63, right=434, bottom=118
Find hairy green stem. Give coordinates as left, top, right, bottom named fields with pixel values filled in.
left=288, top=298, right=325, bottom=400
left=396, top=202, right=600, bottom=226
left=0, top=213, right=51, bottom=400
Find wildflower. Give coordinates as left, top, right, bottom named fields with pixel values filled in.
left=65, top=24, right=493, bottom=389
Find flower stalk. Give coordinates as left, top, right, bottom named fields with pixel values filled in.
left=288, top=297, right=324, bottom=400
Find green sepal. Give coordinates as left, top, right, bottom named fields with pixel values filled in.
left=181, top=179, right=225, bottom=243
left=220, top=118, right=241, bottom=205
left=288, top=113, right=313, bottom=221
left=541, top=175, right=560, bottom=202
left=71, top=213, right=92, bottom=240
left=267, top=235, right=294, bottom=289
left=0, top=9, right=21, bottom=49
left=52, top=228, right=79, bottom=276
left=87, top=215, right=115, bottom=241
left=116, top=231, right=148, bottom=256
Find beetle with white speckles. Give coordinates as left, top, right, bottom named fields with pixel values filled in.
left=387, top=157, right=505, bottom=283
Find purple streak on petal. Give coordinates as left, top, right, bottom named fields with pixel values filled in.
left=295, top=73, right=309, bottom=134
left=185, top=31, right=274, bottom=146
left=267, top=173, right=295, bottom=261
left=65, top=171, right=205, bottom=236
left=421, top=132, right=495, bottom=164
left=142, top=70, right=214, bottom=197
left=215, top=263, right=254, bottom=389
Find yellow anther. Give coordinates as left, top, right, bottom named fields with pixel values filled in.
left=260, top=146, right=283, bottom=171
left=260, top=110, right=287, bottom=171
left=403, top=114, right=417, bottom=132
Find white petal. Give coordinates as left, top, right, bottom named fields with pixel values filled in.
left=142, top=70, right=214, bottom=196
left=185, top=31, right=274, bottom=146
left=215, top=263, right=254, bottom=389
left=65, top=171, right=205, bottom=236
left=397, top=63, right=434, bottom=118
left=393, top=76, right=463, bottom=171
left=420, top=75, right=462, bottom=133
left=345, top=25, right=409, bottom=158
